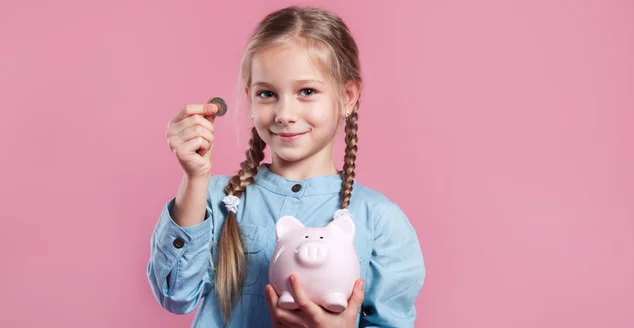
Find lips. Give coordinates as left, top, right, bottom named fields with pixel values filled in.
left=270, top=130, right=308, bottom=141
left=271, top=131, right=308, bottom=137
left=276, top=132, right=307, bottom=137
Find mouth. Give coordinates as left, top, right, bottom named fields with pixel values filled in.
left=270, top=131, right=309, bottom=142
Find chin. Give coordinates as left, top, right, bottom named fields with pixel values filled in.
left=271, top=147, right=314, bottom=163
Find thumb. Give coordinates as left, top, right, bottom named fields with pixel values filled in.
left=347, top=279, right=365, bottom=312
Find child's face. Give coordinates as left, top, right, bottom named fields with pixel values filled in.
left=248, top=42, right=344, bottom=165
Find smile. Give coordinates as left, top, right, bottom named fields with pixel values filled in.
left=271, top=131, right=309, bottom=142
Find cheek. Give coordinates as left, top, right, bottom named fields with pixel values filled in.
left=252, top=103, right=274, bottom=123
left=305, top=101, right=339, bottom=126
left=251, top=108, right=271, bottom=138
left=253, top=120, right=271, bottom=143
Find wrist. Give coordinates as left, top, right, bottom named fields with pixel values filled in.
left=183, top=173, right=210, bottom=188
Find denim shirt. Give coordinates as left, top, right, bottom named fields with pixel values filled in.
left=147, top=164, right=426, bottom=327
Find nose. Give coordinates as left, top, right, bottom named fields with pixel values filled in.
left=296, top=241, right=328, bottom=267
left=275, top=97, right=298, bottom=125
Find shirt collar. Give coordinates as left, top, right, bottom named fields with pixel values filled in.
left=254, top=163, right=344, bottom=197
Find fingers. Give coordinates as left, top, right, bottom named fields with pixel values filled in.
left=273, top=311, right=305, bottom=328
left=171, top=103, right=218, bottom=124
left=289, top=274, right=321, bottom=317
left=265, top=285, right=305, bottom=328
left=173, top=136, right=211, bottom=158
left=166, top=105, right=216, bottom=154
left=265, top=284, right=279, bottom=313
left=177, top=124, right=214, bottom=146
left=167, top=116, right=215, bottom=156
left=167, top=114, right=214, bottom=133
left=347, top=279, right=365, bottom=313
left=168, top=126, right=214, bottom=156
left=265, top=285, right=285, bottom=328
left=168, top=109, right=216, bottom=136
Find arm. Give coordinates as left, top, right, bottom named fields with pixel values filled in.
left=146, top=175, right=215, bottom=314
left=360, top=203, right=426, bottom=327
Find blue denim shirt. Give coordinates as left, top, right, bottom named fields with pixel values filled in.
left=147, top=164, right=426, bottom=327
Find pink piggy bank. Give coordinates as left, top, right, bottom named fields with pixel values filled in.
left=268, top=209, right=360, bottom=312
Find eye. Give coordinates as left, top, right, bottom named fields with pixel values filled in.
left=320, top=236, right=324, bottom=239
left=305, top=236, right=309, bottom=238
left=299, top=88, right=316, bottom=96
left=257, top=90, right=276, bottom=99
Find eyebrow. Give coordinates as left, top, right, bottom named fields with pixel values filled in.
left=251, top=79, right=325, bottom=87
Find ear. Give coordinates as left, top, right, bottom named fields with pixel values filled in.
left=327, top=217, right=356, bottom=237
left=343, top=80, right=361, bottom=115
left=244, top=87, right=252, bottom=103
left=276, top=216, right=305, bottom=239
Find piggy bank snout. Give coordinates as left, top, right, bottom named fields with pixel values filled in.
left=296, top=241, right=329, bottom=267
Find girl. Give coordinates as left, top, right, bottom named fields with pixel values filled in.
left=147, top=6, right=426, bottom=328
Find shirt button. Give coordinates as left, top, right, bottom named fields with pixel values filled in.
left=291, top=184, right=302, bottom=192
left=173, top=237, right=185, bottom=249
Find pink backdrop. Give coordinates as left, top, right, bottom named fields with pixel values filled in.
left=1, top=0, right=632, bottom=327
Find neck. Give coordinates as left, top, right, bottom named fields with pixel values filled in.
left=268, top=146, right=339, bottom=181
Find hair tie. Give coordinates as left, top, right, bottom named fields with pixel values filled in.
left=333, top=208, right=353, bottom=220
left=222, top=195, right=240, bottom=214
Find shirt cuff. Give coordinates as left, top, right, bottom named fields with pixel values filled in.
left=153, top=198, right=212, bottom=259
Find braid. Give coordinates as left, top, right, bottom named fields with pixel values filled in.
left=216, top=127, right=266, bottom=324
left=224, top=127, right=266, bottom=197
left=340, top=102, right=359, bottom=209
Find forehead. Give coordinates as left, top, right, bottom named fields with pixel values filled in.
left=251, top=42, right=328, bottom=85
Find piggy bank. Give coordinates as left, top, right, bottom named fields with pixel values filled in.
left=268, top=209, right=360, bottom=313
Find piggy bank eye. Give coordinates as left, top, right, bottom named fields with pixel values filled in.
left=320, top=236, right=324, bottom=239
left=305, top=236, right=309, bottom=238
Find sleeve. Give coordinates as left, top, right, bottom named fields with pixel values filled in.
left=360, top=203, right=426, bottom=327
left=146, top=195, right=214, bottom=314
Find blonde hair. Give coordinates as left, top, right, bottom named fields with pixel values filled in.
left=215, top=6, right=362, bottom=323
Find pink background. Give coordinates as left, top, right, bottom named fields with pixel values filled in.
left=1, top=0, right=633, bottom=327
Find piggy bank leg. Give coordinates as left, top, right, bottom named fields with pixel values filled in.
left=278, top=291, right=299, bottom=310
left=323, top=293, right=347, bottom=313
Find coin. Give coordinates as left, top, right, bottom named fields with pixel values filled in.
left=207, top=97, right=227, bottom=117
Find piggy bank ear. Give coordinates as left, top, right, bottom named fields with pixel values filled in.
left=276, top=216, right=305, bottom=239
left=327, top=217, right=356, bottom=237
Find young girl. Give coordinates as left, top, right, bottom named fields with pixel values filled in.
left=147, top=6, right=425, bottom=328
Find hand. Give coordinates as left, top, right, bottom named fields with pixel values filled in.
left=265, top=275, right=365, bottom=328
left=166, top=103, right=219, bottom=179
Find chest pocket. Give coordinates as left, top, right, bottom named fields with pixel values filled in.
left=241, top=223, right=268, bottom=287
